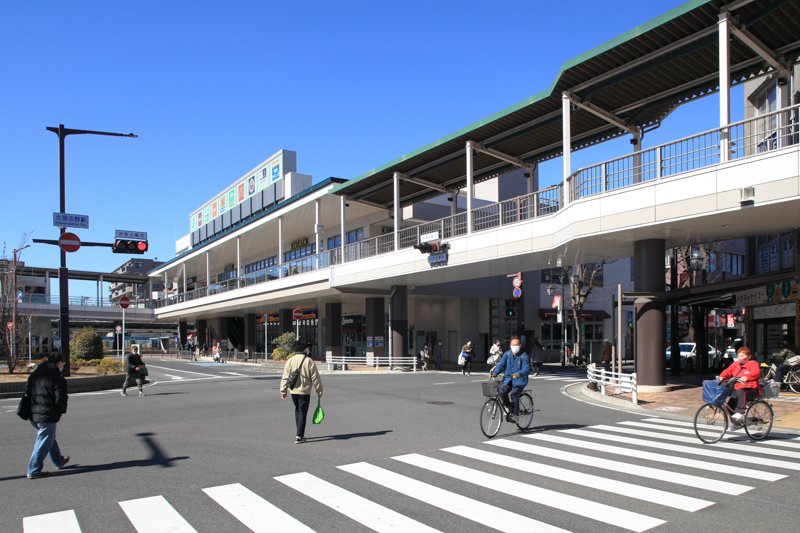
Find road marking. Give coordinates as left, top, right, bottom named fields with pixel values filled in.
left=203, top=483, right=313, bottom=532
left=23, top=510, right=81, bottom=532
left=219, top=371, right=246, bottom=376
left=145, top=364, right=217, bottom=377
left=605, top=423, right=800, bottom=460
left=393, top=453, right=665, bottom=532
left=339, top=462, right=569, bottom=533
left=527, top=433, right=784, bottom=481
left=163, top=374, right=185, bottom=380
left=275, top=472, right=438, bottom=532
left=642, top=418, right=800, bottom=448
left=433, top=381, right=456, bottom=385
left=119, top=496, right=197, bottom=532
left=485, top=438, right=751, bottom=494
left=563, top=428, right=800, bottom=472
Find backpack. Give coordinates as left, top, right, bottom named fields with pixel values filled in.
left=287, top=355, right=308, bottom=389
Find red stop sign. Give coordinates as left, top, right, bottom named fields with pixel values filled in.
left=292, top=308, right=303, bottom=320
left=119, top=295, right=130, bottom=309
left=58, top=232, right=81, bottom=253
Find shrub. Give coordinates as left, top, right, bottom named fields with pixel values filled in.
left=71, top=327, right=104, bottom=360
left=270, top=332, right=296, bottom=360
left=97, top=358, right=123, bottom=375
left=71, top=358, right=86, bottom=369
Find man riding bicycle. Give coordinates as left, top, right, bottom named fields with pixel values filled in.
left=718, top=346, right=761, bottom=422
left=489, top=337, right=530, bottom=423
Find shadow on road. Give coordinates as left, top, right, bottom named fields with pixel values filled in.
left=304, top=430, right=393, bottom=442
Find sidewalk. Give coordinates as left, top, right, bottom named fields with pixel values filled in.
left=576, top=371, right=800, bottom=434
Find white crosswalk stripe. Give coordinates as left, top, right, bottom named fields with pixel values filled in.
left=19, top=416, right=800, bottom=532
left=118, top=496, right=197, bottom=533
left=642, top=417, right=800, bottom=448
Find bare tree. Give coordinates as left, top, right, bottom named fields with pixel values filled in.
left=567, top=262, right=604, bottom=363
left=1, top=235, right=33, bottom=373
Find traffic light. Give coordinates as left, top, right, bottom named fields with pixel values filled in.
left=113, top=239, right=148, bottom=254
left=413, top=240, right=449, bottom=254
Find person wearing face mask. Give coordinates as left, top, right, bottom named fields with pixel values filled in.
left=25, top=352, right=70, bottom=479
left=717, top=346, right=761, bottom=422
left=489, top=337, right=530, bottom=422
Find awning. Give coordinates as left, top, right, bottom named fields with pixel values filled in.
left=540, top=309, right=610, bottom=319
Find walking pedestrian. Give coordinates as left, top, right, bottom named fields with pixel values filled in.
left=531, top=337, right=545, bottom=376
left=420, top=343, right=431, bottom=371
left=121, top=347, right=146, bottom=397
left=280, top=342, right=323, bottom=444
left=433, top=341, right=443, bottom=370
left=460, top=340, right=473, bottom=376
left=26, top=353, right=70, bottom=479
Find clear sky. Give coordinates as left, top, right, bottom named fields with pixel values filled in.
left=1, top=0, right=730, bottom=296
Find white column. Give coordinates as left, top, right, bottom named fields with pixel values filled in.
left=277, top=217, right=284, bottom=266
left=719, top=12, right=730, bottom=163
left=450, top=192, right=457, bottom=216
left=164, top=272, right=168, bottom=300
left=393, top=173, right=400, bottom=251
left=206, top=252, right=210, bottom=287
left=466, top=141, right=474, bottom=234
left=314, top=200, right=321, bottom=253
left=340, top=196, right=346, bottom=261
left=562, top=92, right=572, bottom=205
left=236, top=237, right=241, bottom=278
left=182, top=264, right=186, bottom=295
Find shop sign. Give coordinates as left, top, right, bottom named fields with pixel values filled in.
left=366, top=336, right=373, bottom=348
left=374, top=336, right=384, bottom=347
left=291, top=237, right=309, bottom=250
left=342, top=316, right=363, bottom=327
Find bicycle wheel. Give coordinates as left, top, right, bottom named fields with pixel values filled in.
left=694, top=403, right=728, bottom=443
left=516, top=393, right=534, bottom=430
left=480, top=399, right=503, bottom=438
left=786, top=370, right=800, bottom=394
left=744, top=400, right=773, bottom=440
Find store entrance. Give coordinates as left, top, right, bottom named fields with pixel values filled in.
left=342, top=315, right=365, bottom=358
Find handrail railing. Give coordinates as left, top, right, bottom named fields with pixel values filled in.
left=17, top=294, right=152, bottom=309
left=326, top=353, right=419, bottom=371
left=587, top=363, right=637, bottom=404
left=156, top=103, right=799, bottom=310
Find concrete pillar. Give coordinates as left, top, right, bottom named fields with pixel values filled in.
left=178, top=321, right=188, bottom=349
left=450, top=192, right=458, bottom=216
left=206, top=252, right=210, bottom=287
left=562, top=92, right=572, bottom=204
left=340, top=196, right=346, bottom=262
left=278, top=309, right=293, bottom=335
left=633, top=239, right=666, bottom=387
left=236, top=237, right=241, bottom=278
left=197, top=319, right=207, bottom=350
left=393, top=173, right=401, bottom=251
left=278, top=217, right=284, bottom=266
left=244, top=313, right=257, bottom=356
left=324, top=302, right=342, bottom=358
left=466, top=142, right=474, bottom=234
left=365, top=297, right=385, bottom=359
left=719, top=12, right=730, bottom=163
left=390, top=285, right=408, bottom=362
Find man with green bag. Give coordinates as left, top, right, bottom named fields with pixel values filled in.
left=280, top=342, right=323, bottom=443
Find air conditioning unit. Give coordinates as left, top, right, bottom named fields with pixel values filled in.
left=740, top=187, right=755, bottom=206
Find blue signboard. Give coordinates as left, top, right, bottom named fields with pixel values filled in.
left=428, top=251, right=448, bottom=267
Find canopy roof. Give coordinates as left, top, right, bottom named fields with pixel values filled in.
left=332, top=0, right=800, bottom=207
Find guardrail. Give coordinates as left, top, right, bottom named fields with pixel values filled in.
left=587, top=363, right=637, bottom=404
left=325, top=353, right=419, bottom=371
left=18, top=294, right=153, bottom=309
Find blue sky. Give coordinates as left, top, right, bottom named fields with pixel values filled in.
left=0, top=0, right=735, bottom=296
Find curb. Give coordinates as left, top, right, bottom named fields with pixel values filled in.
left=0, top=374, right=125, bottom=399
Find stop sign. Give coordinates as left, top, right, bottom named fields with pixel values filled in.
left=119, top=295, right=130, bottom=309
left=58, top=232, right=81, bottom=253
left=292, top=308, right=303, bottom=320
left=6, top=321, right=12, bottom=331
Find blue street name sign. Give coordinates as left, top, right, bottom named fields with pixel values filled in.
left=428, top=251, right=449, bottom=267
left=53, top=212, right=89, bottom=229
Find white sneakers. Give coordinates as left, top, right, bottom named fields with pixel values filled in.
left=731, top=412, right=744, bottom=421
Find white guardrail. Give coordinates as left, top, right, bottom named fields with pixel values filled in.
left=587, top=363, right=638, bottom=404
left=325, top=354, right=420, bottom=371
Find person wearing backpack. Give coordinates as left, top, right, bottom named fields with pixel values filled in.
left=280, top=342, right=323, bottom=444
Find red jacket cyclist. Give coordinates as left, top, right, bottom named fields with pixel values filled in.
left=718, top=346, right=761, bottom=422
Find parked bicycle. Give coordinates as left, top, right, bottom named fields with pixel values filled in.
left=479, top=377, right=534, bottom=438
left=760, top=358, right=800, bottom=393
left=693, top=378, right=777, bottom=443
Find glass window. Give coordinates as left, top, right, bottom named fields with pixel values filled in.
left=284, top=244, right=315, bottom=262
left=327, top=235, right=341, bottom=249
left=346, top=227, right=364, bottom=244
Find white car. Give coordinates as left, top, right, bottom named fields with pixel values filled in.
left=665, top=343, right=721, bottom=369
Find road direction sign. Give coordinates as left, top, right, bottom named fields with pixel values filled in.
left=512, top=286, right=523, bottom=299
left=53, top=212, right=89, bottom=229
left=512, top=276, right=522, bottom=288
left=115, top=229, right=148, bottom=240
left=293, top=308, right=303, bottom=320
left=119, top=296, right=130, bottom=309
left=58, top=232, right=81, bottom=253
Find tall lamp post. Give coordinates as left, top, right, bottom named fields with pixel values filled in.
left=46, top=125, right=137, bottom=376
left=11, top=245, right=31, bottom=367
left=547, top=269, right=569, bottom=366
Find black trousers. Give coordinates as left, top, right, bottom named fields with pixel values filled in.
left=291, top=394, right=311, bottom=438
left=729, top=389, right=758, bottom=414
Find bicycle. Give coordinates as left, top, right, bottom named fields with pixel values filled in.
left=479, top=377, right=534, bottom=438
left=760, top=361, right=800, bottom=393
left=693, top=378, right=777, bottom=443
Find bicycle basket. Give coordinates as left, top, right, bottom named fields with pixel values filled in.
left=762, top=381, right=780, bottom=399
left=482, top=381, right=500, bottom=397
left=702, top=379, right=732, bottom=406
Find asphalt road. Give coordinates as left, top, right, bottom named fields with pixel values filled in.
left=1, top=359, right=798, bottom=532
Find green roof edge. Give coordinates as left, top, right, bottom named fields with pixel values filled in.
left=332, top=0, right=713, bottom=195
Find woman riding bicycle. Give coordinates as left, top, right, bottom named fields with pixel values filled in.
left=488, top=337, right=530, bottom=423
left=718, top=346, right=761, bottom=422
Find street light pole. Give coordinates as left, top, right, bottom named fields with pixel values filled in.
left=11, top=245, right=30, bottom=368
left=46, top=124, right=137, bottom=376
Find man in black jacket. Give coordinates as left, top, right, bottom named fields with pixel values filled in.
left=121, top=348, right=146, bottom=397
left=26, top=353, right=69, bottom=479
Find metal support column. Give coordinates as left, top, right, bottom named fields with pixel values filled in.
left=393, top=173, right=400, bottom=251
left=562, top=92, right=572, bottom=205
left=719, top=12, right=731, bottom=163
left=465, top=142, right=474, bottom=234
left=277, top=217, right=283, bottom=266
left=340, top=195, right=346, bottom=261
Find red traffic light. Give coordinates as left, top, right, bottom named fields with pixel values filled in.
left=413, top=240, right=449, bottom=254
left=136, top=241, right=148, bottom=252
left=113, top=239, right=148, bottom=254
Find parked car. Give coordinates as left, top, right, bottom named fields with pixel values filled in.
left=665, top=343, right=721, bottom=369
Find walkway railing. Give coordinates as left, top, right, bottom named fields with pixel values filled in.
left=587, top=363, right=637, bottom=404
left=570, top=103, right=800, bottom=200
left=18, top=294, right=152, bottom=309
left=156, top=103, right=799, bottom=309
left=326, top=353, right=419, bottom=371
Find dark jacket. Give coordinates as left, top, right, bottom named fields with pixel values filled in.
left=126, top=353, right=145, bottom=374
left=26, top=361, right=68, bottom=423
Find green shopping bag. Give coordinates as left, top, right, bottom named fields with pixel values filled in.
left=312, top=398, right=325, bottom=424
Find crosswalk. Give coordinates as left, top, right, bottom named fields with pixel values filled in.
left=531, top=371, right=588, bottom=383
left=23, top=416, right=800, bottom=532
